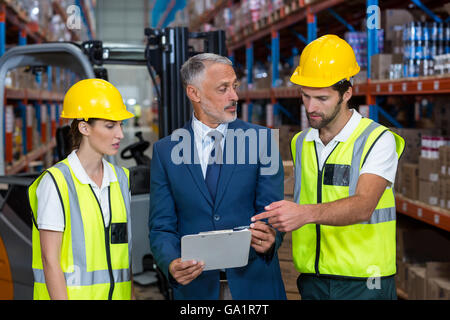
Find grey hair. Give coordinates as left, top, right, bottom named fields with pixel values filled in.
left=180, top=53, right=233, bottom=88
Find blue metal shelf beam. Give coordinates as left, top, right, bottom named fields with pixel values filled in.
left=246, top=43, right=253, bottom=87
left=367, top=0, right=378, bottom=122
left=246, top=42, right=254, bottom=123
left=18, top=29, right=26, bottom=46
left=367, top=0, right=379, bottom=80
left=291, top=30, right=307, bottom=45
left=307, top=12, right=317, bottom=43
left=0, top=5, right=5, bottom=56
left=272, top=31, right=280, bottom=88
left=76, top=0, right=92, bottom=40
left=327, top=8, right=355, bottom=32
left=410, top=0, right=442, bottom=23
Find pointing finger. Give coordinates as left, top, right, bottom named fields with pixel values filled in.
left=264, top=200, right=284, bottom=211
left=251, top=211, right=274, bottom=222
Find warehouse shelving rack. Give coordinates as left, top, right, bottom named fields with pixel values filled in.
left=189, top=0, right=450, bottom=232
left=0, top=0, right=96, bottom=175
left=396, top=194, right=450, bottom=232
left=238, top=75, right=450, bottom=100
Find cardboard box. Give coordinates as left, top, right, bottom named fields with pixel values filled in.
left=283, top=160, right=294, bottom=178
left=447, top=146, right=450, bottom=166
left=370, top=54, right=403, bottom=80
left=278, top=232, right=292, bottom=261
left=395, top=261, right=409, bottom=292
left=419, top=157, right=440, bottom=182
left=445, top=179, right=450, bottom=210
left=407, top=265, right=426, bottom=300
left=427, top=277, right=450, bottom=300
left=401, top=163, right=419, bottom=200
left=382, top=9, right=414, bottom=41
left=439, top=146, right=449, bottom=178
left=439, top=179, right=447, bottom=209
left=425, top=262, right=450, bottom=299
left=395, top=161, right=402, bottom=194
left=284, top=176, right=295, bottom=196
left=425, top=262, right=450, bottom=279
left=254, top=76, right=271, bottom=90
left=279, top=260, right=300, bottom=294
left=391, top=128, right=437, bottom=164
left=419, top=180, right=439, bottom=206
left=279, top=125, right=301, bottom=161
left=283, top=160, right=295, bottom=196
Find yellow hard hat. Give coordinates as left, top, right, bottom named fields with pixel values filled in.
left=61, top=78, right=134, bottom=121
left=290, top=34, right=360, bottom=88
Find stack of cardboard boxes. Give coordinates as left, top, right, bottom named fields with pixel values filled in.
left=370, top=53, right=403, bottom=80
left=392, top=128, right=434, bottom=195
left=417, top=145, right=450, bottom=210
left=406, top=263, right=450, bottom=299
left=419, top=155, right=441, bottom=207
left=283, top=160, right=294, bottom=197
left=396, top=221, right=450, bottom=299
left=439, top=146, right=450, bottom=210
left=393, top=127, right=450, bottom=211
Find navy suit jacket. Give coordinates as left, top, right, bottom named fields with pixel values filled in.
left=149, top=118, right=286, bottom=300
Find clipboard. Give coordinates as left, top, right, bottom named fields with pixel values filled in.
left=181, top=228, right=252, bottom=271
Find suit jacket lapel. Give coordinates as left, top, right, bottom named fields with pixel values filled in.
left=182, top=121, right=214, bottom=207
left=213, top=120, right=240, bottom=211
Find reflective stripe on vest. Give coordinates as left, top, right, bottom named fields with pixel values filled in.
left=29, top=160, right=131, bottom=300
left=290, top=118, right=404, bottom=278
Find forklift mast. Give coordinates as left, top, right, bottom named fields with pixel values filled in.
left=144, top=27, right=226, bottom=138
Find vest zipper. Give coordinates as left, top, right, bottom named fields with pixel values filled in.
left=89, top=185, right=115, bottom=300
left=314, top=145, right=321, bottom=276
left=315, top=171, right=322, bottom=277
left=313, top=142, right=340, bottom=277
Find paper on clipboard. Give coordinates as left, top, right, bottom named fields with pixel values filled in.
left=181, top=229, right=252, bottom=271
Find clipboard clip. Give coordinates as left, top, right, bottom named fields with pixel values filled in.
left=233, top=225, right=251, bottom=231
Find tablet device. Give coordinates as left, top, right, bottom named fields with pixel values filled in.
left=181, top=229, right=252, bottom=271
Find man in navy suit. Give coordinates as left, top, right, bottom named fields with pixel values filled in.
left=149, top=53, right=286, bottom=300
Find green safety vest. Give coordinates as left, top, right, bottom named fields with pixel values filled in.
left=290, top=118, right=405, bottom=278
left=28, top=159, right=132, bottom=300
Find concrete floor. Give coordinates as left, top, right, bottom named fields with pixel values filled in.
left=134, top=282, right=166, bottom=300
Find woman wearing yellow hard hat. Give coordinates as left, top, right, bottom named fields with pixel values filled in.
left=252, top=34, right=405, bottom=300
left=28, top=78, right=135, bottom=300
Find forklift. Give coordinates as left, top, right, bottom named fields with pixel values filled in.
left=0, top=27, right=226, bottom=299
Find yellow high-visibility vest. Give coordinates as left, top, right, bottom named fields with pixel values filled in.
left=28, top=159, right=132, bottom=300
left=290, top=118, right=404, bottom=278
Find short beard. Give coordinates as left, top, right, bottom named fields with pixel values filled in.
left=200, top=100, right=237, bottom=124
left=307, top=96, right=343, bottom=129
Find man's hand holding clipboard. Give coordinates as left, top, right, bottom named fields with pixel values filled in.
left=169, top=222, right=277, bottom=286
left=249, top=221, right=277, bottom=254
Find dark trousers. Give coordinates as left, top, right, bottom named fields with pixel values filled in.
left=297, top=274, right=397, bottom=300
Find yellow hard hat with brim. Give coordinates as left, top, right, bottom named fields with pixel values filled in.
left=61, top=78, right=135, bottom=121
left=290, top=34, right=360, bottom=88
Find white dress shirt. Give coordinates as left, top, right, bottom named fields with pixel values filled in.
left=36, top=150, right=118, bottom=231
left=192, top=113, right=228, bottom=178
left=304, top=109, right=398, bottom=187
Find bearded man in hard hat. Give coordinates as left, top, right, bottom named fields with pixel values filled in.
left=252, top=34, right=405, bottom=300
